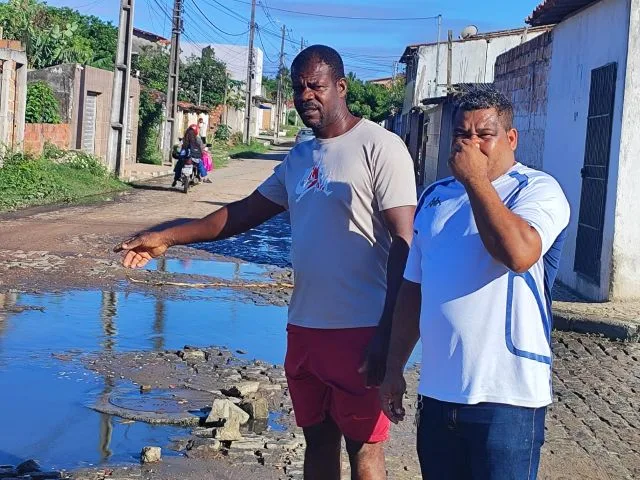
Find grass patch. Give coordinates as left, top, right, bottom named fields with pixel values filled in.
left=207, top=139, right=271, bottom=165
left=228, top=140, right=270, bottom=159
left=283, top=125, right=301, bottom=137
left=0, top=149, right=129, bottom=212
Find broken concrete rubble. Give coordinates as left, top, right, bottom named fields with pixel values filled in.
left=222, top=381, right=261, bottom=398
left=240, top=397, right=269, bottom=420
left=205, top=398, right=250, bottom=426
left=140, top=446, right=162, bottom=464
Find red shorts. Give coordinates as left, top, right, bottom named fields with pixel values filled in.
left=284, top=324, right=390, bottom=443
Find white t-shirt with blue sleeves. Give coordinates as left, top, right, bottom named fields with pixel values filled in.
left=404, top=163, right=570, bottom=408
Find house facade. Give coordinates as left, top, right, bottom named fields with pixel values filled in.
left=496, top=0, right=640, bottom=301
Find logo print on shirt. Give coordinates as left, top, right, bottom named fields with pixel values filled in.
left=427, top=197, right=442, bottom=208
left=295, top=163, right=332, bottom=203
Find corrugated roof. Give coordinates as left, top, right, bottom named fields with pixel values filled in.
left=527, top=0, right=599, bottom=26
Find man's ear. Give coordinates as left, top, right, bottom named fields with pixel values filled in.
left=507, top=128, right=518, bottom=151
left=337, top=77, right=348, bottom=98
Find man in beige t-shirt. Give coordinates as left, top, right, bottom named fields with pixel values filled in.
left=116, top=45, right=416, bottom=480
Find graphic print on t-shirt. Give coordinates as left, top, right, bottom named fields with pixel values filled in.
left=295, top=162, right=332, bottom=203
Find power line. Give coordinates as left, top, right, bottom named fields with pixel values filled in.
left=188, top=0, right=250, bottom=37
left=231, top=0, right=439, bottom=21
left=256, top=26, right=277, bottom=63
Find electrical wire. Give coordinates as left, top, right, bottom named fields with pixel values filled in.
left=256, top=26, right=278, bottom=63
left=230, top=0, right=439, bottom=21
left=188, top=0, right=250, bottom=37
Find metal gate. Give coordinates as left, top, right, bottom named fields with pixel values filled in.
left=82, top=92, right=98, bottom=154
left=407, top=111, right=425, bottom=187
left=574, top=62, right=617, bottom=284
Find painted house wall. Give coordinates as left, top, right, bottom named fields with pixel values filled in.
left=542, top=0, right=630, bottom=300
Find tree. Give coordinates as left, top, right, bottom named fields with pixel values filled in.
left=346, top=73, right=405, bottom=123
left=180, top=48, right=228, bottom=107
left=133, top=46, right=171, bottom=93
left=0, top=0, right=117, bottom=70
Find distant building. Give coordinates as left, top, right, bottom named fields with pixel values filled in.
left=367, top=77, right=395, bottom=88
left=180, top=43, right=265, bottom=137
left=132, top=28, right=170, bottom=54
left=399, top=26, right=552, bottom=121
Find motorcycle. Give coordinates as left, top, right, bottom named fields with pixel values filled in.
left=180, top=157, right=202, bottom=194
left=172, top=145, right=202, bottom=194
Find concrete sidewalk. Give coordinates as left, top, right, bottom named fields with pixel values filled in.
left=553, top=284, right=640, bottom=341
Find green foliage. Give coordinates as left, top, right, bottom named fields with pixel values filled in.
left=25, top=82, right=61, bottom=124
left=180, top=48, right=228, bottom=107
left=214, top=124, right=231, bottom=142
left=133, top=46, right=171, bottom=92
left=346, top=74, right=405, bottom=123
left=0, top=0, right=117, bottom=70
left=0, top=148, right=126, bottom=211
left=137, top=88, right=164, bottom=165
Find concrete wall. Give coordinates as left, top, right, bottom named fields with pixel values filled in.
left=24, top=123, right=72, bottom=155
left=494, top=31, right=554, bottom=170
left=611, top=0, right=640, bottom=299
left=542, top=0, right=630, bottom=300
left=0, top=42, right=27, bottom=157
left=28, top=64, right=140, bottom=168
left=403, top=28, right=548, bottom=114
left=27, top=64, right=78, bottom=123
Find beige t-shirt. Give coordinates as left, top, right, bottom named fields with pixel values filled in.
left=258, top=119, right=417, bottom=329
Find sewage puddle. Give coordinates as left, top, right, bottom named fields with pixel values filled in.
left=0, top=286, right=288, bottom=470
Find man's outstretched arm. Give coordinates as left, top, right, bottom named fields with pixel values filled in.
left=115, top=190, right=285, bottom=268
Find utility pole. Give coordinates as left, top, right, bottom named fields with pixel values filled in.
left=300, top=37, right=304, bottom=52
left=447, top=29, right=453, bottom=93
left=392, top=61, right=398, bottom=81
left=165, top=0, right=183, bottom=159
left=244, top=0, right=257, bottom=144
left=222, top=73, right=229, bottom=126
left=198, top=77, right=203, bottom=105
left=434, top=14, right=442, bottom=97
left=275, top=25, right=286, bottom=139
left=106, top=0, right=135, bottom=178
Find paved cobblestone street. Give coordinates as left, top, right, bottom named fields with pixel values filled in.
left=539, top=332, right=640, bottom=479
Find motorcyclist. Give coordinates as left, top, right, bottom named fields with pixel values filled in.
left=172, top=125, right=208, bottom=187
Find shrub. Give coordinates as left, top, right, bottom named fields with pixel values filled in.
left=214, top=124, right=231, bottom=142
left=26, top=82, right=61, bottom=124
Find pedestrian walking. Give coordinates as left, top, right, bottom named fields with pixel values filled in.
left=116, top=45, right=417, bottom=480
left=380, top=86, right=570, bottom=480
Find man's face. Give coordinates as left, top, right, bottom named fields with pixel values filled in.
left=292, top=61, right=346, bottom=130
left=452, top=108, right=517, bottom=172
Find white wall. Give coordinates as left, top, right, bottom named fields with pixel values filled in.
left=611, top=0, right=640, bottom=299
left=542, top=0, right=630, bottom=300
left=404, top=29, right=546, bottom=114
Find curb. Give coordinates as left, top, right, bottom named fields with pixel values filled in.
left=553, top=310, right=640, bottom=342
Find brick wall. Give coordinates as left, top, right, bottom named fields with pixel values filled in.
left=494, top=31, right=554, bottom=170
left=24, top=124, right=72, bottom=155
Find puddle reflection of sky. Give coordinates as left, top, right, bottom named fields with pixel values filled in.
left=0, top=287, right=288, bottom=469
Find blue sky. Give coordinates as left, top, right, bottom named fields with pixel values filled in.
left=45, top=0, right=540, bottom=79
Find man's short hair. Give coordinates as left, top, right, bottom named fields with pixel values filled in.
left=291, top=45, right=346, bottom=82
left=453, top=85, right=514, bottom=130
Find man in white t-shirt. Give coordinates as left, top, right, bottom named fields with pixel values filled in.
left=380, top=86, right=570, bottom=479
left=116, top=45, right=416, bottom=480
